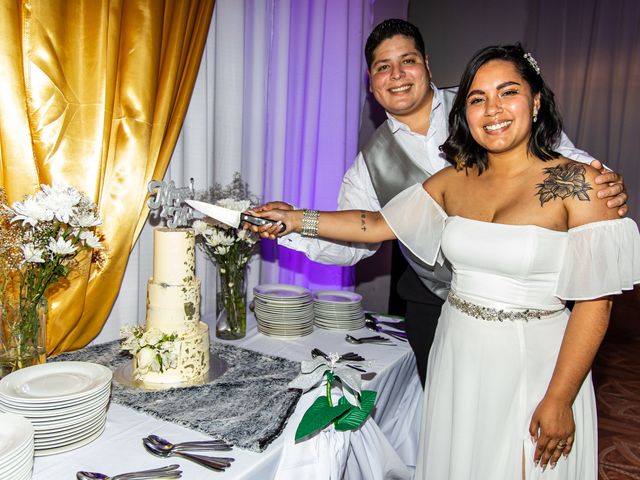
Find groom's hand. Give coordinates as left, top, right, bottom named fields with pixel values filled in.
left=590, top=159, right=628, bottom=217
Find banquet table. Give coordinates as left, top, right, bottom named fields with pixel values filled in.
left=31, top=314, right=422, bottom=479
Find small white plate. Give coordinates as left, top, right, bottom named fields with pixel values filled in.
left=0, top=361, right=112, bottom=403
left=0, top=413, right=34, bottom=464
left=313, top=290, right=362, bottom=303
left=254, top=284, right=311, bottom=298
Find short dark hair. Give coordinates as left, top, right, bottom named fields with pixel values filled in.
left=440, top=43, right=562, bottom=173
left=365, top=19, right=426, bottom=69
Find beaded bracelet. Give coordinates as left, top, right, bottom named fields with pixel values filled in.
left=301, top=209, right=320, bottom=237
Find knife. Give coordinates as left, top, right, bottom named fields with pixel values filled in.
left=185, top=199, right=286, bottom=231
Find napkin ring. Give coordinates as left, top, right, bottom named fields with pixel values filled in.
left=301, top=209, right=319, bottom=237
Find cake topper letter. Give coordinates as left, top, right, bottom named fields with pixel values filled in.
left=147, top=179, right=196, bottom=228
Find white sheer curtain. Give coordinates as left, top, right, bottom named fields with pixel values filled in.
left=525, top=0, right=640, bottom=221
left=94, top=0, right=374, bottom=343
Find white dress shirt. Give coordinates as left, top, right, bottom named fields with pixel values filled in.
left=279, top=84, right=595, bottom=297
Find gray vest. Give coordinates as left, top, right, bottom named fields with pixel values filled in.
left=361, top=122, right=429, bottom=207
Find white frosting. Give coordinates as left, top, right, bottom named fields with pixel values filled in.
left=152, top=228, right=196, bottom=284
left=137, top=322, right=210, bottom=385
left=134, top=227, right=210, bottom=386
left=146, top=280, right=200, bottom=334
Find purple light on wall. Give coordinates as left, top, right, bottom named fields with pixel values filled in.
left=257, top=0, right=373, bottom=291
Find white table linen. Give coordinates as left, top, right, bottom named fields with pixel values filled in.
left=32, top=314, right=421, bottom=479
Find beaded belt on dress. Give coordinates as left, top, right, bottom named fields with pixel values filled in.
left=447, top=291, right=563, bottom=322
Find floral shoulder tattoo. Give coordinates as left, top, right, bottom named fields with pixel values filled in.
left=535, top=163, right=592, bottom=206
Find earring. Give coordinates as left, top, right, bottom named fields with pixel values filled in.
left=532, top=108, right=538, bottom=123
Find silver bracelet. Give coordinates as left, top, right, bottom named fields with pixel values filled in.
left=301, top=209, right=319, bottom=237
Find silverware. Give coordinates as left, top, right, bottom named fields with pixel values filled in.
left=143, top=438, right=234, bottom=472
left=145, top=434, right=233, bottom=452
left=76, top=464, right=181, bottom=480
left=185, top=199, right=285, bottom=231
left=345, top=334, right=395, bottom=345
left=310, top=348, right=367, bottom=372
left=365, top=320, right=408, bottom=341
left=364, top=313, right=406, bottom=331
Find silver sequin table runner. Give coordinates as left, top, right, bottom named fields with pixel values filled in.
left=51, top=340, right=302, bottom=452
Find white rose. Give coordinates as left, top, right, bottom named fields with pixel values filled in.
left=141, top=328, right=163, bottom=346
left=136, top=346, right=160, bottom=373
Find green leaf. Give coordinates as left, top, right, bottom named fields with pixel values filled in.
left=334, top=390, right=377, bottom=432
left=295, top=396, right=350, bottom=442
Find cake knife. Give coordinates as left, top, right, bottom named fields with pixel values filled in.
left=185, top=199, right=286, bottom=231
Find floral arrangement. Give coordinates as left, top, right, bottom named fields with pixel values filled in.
left=191, top=173, right=260, bottom=339
left=0, top=183, right=103, bottom=371
left=288, top=353, right=377, bottom=441
left=120, top=325, right=179, bottom=378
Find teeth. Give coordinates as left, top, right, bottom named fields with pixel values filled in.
left=484, top=121, right=511, bottom=131
left=390, top=85, right=411, bottom=93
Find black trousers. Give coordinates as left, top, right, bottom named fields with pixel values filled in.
left=396, top=266, right=445, bottom=387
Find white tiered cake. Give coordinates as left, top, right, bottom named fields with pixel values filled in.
left=135, top=227, right=210, bottom=386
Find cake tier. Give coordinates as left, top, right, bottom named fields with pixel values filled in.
left=137, top=321, right=210, bottom=385
left=146, top=279, right=200, bottom=334
left=152, top=227, right=196, bottom=285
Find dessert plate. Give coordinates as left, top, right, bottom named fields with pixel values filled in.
left=0, top=361, right=112, bottom=403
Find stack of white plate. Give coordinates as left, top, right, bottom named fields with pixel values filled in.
left=0, top=413, right=34, bottom=480
left=254, top=284, right=314, bottom=338
left=313, top=290, right=365, bottom=330
left=0, top=361, right=112, bottom=456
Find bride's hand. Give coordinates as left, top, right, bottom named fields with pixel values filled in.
left=529, top=396, right=575, bottom=471
left=245, top=209, right=302, bottom=239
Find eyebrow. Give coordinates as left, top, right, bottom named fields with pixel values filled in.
left=467, top=81, right=522, bottom=98
left=371, top=51, right=420, bottom=68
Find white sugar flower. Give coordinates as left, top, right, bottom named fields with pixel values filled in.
left=141, top=328, right=163, bottom=346
left=21, top=244, right=45, bottom=263
left=48, top=237, right=77, bottom=255
left=136, top=346, right=161, bottom=374
left=10, top=197, right=54, bottom=226
left=79, top=230, right=102, bottom=249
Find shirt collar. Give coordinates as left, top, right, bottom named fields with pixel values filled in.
left=385, top=83, right=443, bottom=134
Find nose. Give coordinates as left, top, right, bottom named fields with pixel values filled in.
left=390, top=62, right=405, bottom=80
left=484, top=95, right=503, bottom=116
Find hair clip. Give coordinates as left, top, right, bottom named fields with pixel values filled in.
left=524, top=53, right=540, bottom=75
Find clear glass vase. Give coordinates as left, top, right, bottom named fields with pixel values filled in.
left=216, top=266, right=247, bottom=340
left=0, top=297, right=47, bottom=378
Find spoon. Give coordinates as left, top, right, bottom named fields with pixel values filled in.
left=76, top=464, right=181, bottom=480
left=345, top=334, right=395, bottom=345
left=143, top=438, right=234, bottom=471
left=146, top=434, right=233, bottom=452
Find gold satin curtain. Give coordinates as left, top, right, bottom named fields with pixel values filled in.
left=0, top=0, right=214, bottom=354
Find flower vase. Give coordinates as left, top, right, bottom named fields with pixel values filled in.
left=0, top=297, right=47, bottom=377
left=216, top=266, right=247, bottom=340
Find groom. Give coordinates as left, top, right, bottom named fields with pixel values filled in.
left=262, top=19, right=628, bottom=386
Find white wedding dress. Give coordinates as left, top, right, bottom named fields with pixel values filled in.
left=381, top=184, right=640, bottom=480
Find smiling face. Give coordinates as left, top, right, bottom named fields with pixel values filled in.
left=465, top=59, right=540, bottom=156
left=368, top=35, right=432, bottom=127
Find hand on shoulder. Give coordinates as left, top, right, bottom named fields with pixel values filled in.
left=541, top=159, right=619, bottom=228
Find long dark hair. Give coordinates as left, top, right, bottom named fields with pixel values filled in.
left=440, top=43, right=562, bottom=173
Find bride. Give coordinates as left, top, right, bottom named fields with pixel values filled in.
left=249, top=44, right=640, bottom=479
